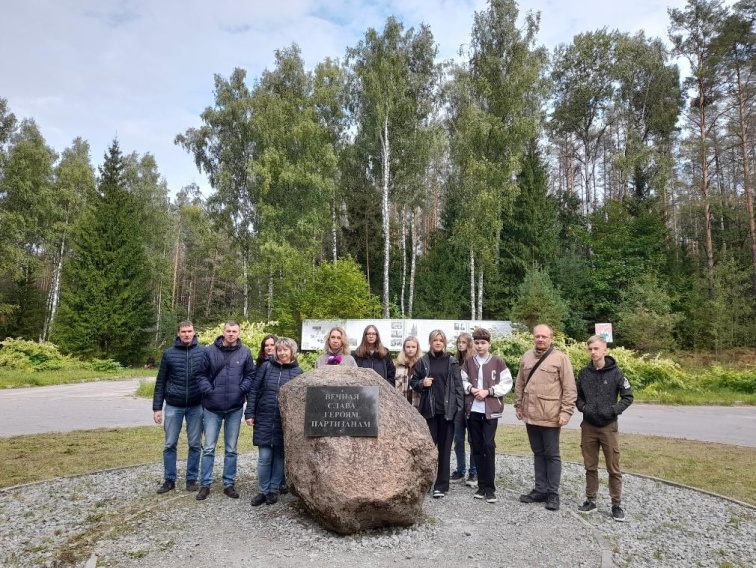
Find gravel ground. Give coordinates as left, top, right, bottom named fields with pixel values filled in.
left=1, top=454, right=754, bottom=568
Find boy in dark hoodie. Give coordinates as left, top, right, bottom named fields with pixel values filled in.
left=576, top=335, right=633, bottom=522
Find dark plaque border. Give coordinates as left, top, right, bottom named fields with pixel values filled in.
left=304, top=386, right=379, bottom=437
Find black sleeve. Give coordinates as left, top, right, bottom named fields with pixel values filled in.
left=410, top=359, right=426, bottom=392
left=613, top=373, right=634, bottom=416
left=152, top=352, right=170, bottom=411
left=385, top=355, right=396, bottom=387
left=576, top=369, right=586, bottom=413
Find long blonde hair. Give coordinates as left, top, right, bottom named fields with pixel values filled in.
left=396, top=336, right=423, bottom=367
left=323, top=326, right=350, bottom=355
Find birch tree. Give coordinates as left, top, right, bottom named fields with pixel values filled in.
left=347, top=17, right=437, bottom=317
left=41, top=138, right=95, bottom=341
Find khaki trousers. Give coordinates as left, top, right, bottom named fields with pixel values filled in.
left=580, top=420, right=622, bottom=505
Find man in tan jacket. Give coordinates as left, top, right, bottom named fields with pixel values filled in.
left=514, top=324, right=576, bottom=511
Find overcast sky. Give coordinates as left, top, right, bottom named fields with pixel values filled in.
left=0, top=0, right=722, bottom=195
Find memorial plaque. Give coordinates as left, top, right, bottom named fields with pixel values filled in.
left=304, top=386, right=379, bottom=437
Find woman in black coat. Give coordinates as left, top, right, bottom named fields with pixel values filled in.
left=245, top=337, right=302, bottom=506
left=353, top=325, right=396, bottom=386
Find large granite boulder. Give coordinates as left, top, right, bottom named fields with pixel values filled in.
left=278, top=366, right=436, bottom=534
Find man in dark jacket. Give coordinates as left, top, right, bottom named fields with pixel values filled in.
left=195, top=321, right=255, bottom=501
left=152, top=321, right=205, bottom=494
left=576, top=335, right=634, bottom=522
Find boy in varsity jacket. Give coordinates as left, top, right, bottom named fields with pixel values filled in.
left=576, top=335, right=634, bottom=522
left=460, top=327, right=513, bottom=503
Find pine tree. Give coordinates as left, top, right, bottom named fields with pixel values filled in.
left=53, top=139, right=152, bottom=364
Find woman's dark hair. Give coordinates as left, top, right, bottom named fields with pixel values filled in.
left=354, top=325, right=388, bottom=358
left=256, top=334, right=278, bottom=367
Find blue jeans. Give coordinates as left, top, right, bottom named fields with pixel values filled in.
left=454, top=420, right=477, bottom=475
left=201, top=407, right=243, bottom=488
left=257, top=445, right=285, bottom=495
left=163, top=403, right=203, bottom=482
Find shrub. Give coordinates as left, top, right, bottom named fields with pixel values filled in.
left=0, top=338, right=123, bottom=373
left=492, top=333, right=689, bottom=391
left=197, top=321, right=274, bottom=352
left=699, top=366, right=756, bottom=394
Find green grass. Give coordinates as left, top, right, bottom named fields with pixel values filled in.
left=0, top=367, right=157, bottom=388
left=631, top=388, right=756, bottom=405
left=1, top=425, right=754, bottom=506
left=135, top=379, right=156, bottom=397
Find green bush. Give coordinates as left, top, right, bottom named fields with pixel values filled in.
left=197, top=321, right=274, bottom=352
left=0, top=338, right=123, bottom=373
left=87, top=359, right=123, bottom=373
left=492, top=333, right=689, bottom=392
left=700, top=366, right=756, bottom=394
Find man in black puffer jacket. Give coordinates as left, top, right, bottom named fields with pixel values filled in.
left=152, top=321, right=206, bottom=494
left=576, top=335, right=633, bottom=522
left=195, top=321, right=255, bottom=501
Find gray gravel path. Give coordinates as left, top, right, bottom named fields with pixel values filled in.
left=1, top=454, right=753, bottom=568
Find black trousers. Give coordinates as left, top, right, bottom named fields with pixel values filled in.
left=427, top=416, right=455, bottom=492
left=467, top=412, right=498, bottom=492
left=525, top=423, right=562, bottom=495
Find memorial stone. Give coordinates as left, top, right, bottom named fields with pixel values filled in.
left=279, top=366, right=436, bottom=534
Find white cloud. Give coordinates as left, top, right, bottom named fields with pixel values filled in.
left=0, top=0, right=738, bottom=195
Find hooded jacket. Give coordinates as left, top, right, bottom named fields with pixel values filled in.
left=577, top=355, right=634, bottom=427
left=152, top=335, right=206, bottom=410
left=245, top=358, right=302, bottom=447
left=196, top=336, right=255, bottom=413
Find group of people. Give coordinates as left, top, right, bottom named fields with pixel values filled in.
left=152, top=320, right=302, bottom=506
left=153, top=320, right=633, bottom=521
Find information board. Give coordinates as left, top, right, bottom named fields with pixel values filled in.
left=301, top=319, right=513, bottom=352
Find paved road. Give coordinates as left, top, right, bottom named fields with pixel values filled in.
left=1, top=379, right=755, bottom=447
left=0, top=379, right=152, bottom=436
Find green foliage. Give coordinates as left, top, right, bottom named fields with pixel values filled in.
left=700, top=366, right=756, bottom=394
left=617, top=275, right=679, bottom=352
left=273, top=258, right=381, bottom=340
left=0, top=338, right=122, bottom=373
left=510, top=270, right=569, bottom=332
left=412, top=234, right=468, bottom=319
left=196, top=321, right=272, bottom=351
left=53, top=139, right=153, bottom=364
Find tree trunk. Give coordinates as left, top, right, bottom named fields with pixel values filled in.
left=205, top=246, right=218, bottom=317
left=242, top=247, right=249, bottom=319
left=154, top=287, right=162, bottom=343
left=698, top=78, right=715, bottom=297
left=331, top=193, right=338, bottom=262
left=735, top=63, right=756, bottom=295
left=267, top=270, right=274, bottom=321
left=380, top=112, right=391, bottom=318
left=477, top=267, right=483, bottom=321
left=365, top=222, right=370, bottom=284
left=469, top=249, right=476, bottom=320
left=400, top=206, right=407, bottom=317
left=40, top=235, right=66, bottom=342
left=409, top=207, right=417, bottom=318
left=171, top=227, right=181, bottom=309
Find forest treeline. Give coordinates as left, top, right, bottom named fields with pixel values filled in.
left=1, top=0, right=755, bottom=363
